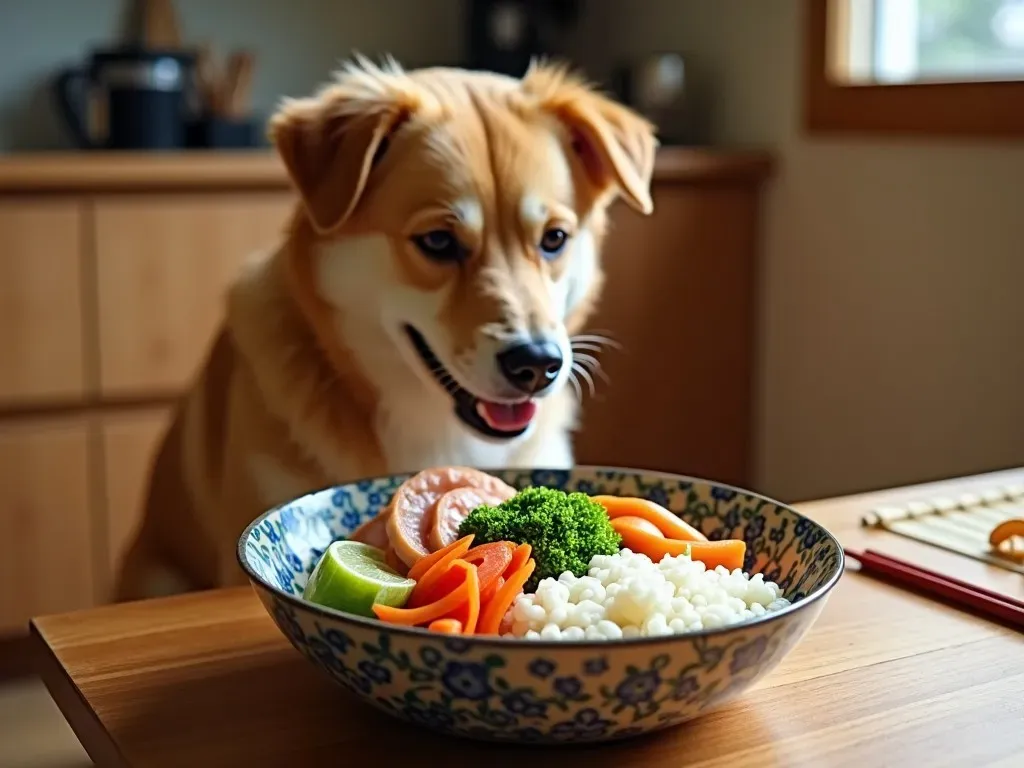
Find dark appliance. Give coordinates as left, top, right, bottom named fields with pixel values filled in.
left=466, top=0, right=581, bottom=76
left=54, top=46, right=194, bottom=150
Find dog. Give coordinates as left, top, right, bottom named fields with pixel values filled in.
left=113, top=56, right=657, bottom=602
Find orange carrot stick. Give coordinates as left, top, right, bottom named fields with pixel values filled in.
left=610, top=516, right=663, bottom=538
left=592, top=495, right=707, bottom=542
left=408, top=541, right=478, bottom=608
left=606, top=524, right=745, bottom=573
left=477, top=559, right=536, bottom=636
left=480, top=575, right=504, bottom=605
left=409, top=542, right=510, bottom=609
left=456, top=568, right=481, bottom=634
left=374, top=561, right=475, bottom=626
left=428, top=618, right=463, bottom=634
left=685, top=540, right=747, bottom=571
left=408, top=534, right=474, bottom=582
left=459, top=542, right=514, bottom=599
left=614, top=523, right=745, bottom=570
left=504, top=543, right=532, bottom=578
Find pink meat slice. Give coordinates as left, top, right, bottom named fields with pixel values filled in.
left=429, top=485, right=516, bottom=552
left=386, top=467, right=517, bottom=567
left=348, top=511, right=391, bottom=550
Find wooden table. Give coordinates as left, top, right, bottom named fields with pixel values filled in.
left=30, top=470, right=1024, bottom=767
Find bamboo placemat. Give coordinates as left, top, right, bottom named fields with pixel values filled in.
left=861, top=481, right=1024, bottom=574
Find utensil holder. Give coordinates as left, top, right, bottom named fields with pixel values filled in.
left=185, top=116, right=257, bottom=149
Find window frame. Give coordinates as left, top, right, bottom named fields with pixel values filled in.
left=803, top=0, right=1024, bottom=138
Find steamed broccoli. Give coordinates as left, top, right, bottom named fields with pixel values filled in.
left=457, top=486, right=621, bottom=591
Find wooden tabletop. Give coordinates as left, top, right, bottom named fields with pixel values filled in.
left=31, top=469, right=1024, bottom=768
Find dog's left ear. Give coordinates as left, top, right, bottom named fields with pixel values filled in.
left=269, top=60, right=419, bottom=234
left=525, top=62, right=658, bottom=215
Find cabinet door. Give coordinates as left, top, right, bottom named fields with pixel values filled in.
left=0, top=417, right=95, bottom=630
left=99, top=408, right=172, bottom=597
left=572, top=186, right=759, bottom=486
left=0, top=200, right=85, bottom=404
left=94, top=193, right=293, bottom=395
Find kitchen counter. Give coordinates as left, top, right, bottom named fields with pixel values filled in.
left=0, top=147, right=773, bottom=193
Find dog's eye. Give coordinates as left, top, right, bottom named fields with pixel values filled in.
left=539, top=228, right=569, bottom=259
left=412, top=230, right=464, bottom=262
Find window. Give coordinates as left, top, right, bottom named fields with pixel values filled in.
left=804, top=0, right=1024, bottom=136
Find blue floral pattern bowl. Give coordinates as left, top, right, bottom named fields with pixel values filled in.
left=238, top=467, right=843, bottom=744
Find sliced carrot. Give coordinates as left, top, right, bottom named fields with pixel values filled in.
left=687, top=540, right=747, bottom=571
left=592, top=495, right=707, bottom=542
left=428, top=618, right=463, bottom=634
left=411, top=541, right=512, bottom=608
left=407, top=539, right=475, bottom=608
left=610, top=516, right=664, bottom=538
left=444, top=566, right=482, bottom=634
left=412, top=562, right=464, bottom=608
left=373, top=560, right=475, bottom=626
left=407, top=534, right=474, bottom=583
left=614, top=523, right=746, bottom=570
left=477, top=558, right=536, bottom=636
left=461, top=541, right=513, bottom=591
left=480, top=575, right=504, bottom=605
left=504, top=543, right=532, bottom=578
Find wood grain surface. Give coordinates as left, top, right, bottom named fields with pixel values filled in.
left=30, top=469, right=1024, bottom=767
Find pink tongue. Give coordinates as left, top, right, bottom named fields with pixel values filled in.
left=478, top=400, right=537, bottom=432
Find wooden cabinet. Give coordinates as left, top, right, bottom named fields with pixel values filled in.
left=0, top=200, right=85, bottom=405
left=0, top=417, right=95, bottom=629
left=95, top=194, right=292, bottom=395
left=99, top=408, right=173, bottom=599
left=574, top=184, right=762, bottom=486
left=0, top=154, right=297, bottom=632
left=0, top=149, right=771, bottom=636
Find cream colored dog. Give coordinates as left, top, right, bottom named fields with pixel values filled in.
left=114, top=57, right=657, bottom=601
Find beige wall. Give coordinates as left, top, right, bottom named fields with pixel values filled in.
left=578, top=0, right=1024, bottom=501
left=0, top=0, right=462, bottom=151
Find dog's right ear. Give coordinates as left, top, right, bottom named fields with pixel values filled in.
left=269, top=60, right=419, bottom=234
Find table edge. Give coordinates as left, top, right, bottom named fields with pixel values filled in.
left=29, top=619, right=130, bottom=768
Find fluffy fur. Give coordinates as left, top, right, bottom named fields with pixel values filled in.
left=114, top=57, right=657, bottom=601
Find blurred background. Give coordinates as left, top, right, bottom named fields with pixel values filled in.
left=1, top=0, right=1023, bottom=763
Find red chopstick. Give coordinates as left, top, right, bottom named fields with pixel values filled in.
left=844, top=548, right=1024, bottom=630
left=857, top=549, right=1024, bottom=609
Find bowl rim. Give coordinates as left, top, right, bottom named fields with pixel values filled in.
left=237, top=465, right=845, bottom=649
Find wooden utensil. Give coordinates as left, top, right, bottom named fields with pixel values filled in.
left=222, top=50, right=255, bottom=118
left=127, top=0, right=182, bottom=49
left=845, top=548, right=1024, bottom=630
left=194, top=42, right=223, bottom=116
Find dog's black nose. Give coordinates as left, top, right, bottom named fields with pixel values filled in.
left=497, top=342, right=564, bottom=395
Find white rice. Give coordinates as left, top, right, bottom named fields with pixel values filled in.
left=505, top=548, right=791, bottom=641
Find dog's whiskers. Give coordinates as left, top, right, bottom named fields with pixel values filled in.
left=567, top=370, right=584, bottom=402
left=570, top=341, right=606, bottom=354
left=570, top=332, right=622, bottom=351
left=573, top=352, right=610, bottom=386
left=571, top=361, right=597, bottom=398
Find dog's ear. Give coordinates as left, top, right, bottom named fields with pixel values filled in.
left=524, top=61, right=658, bottom=215
left=268, top=59, right=419, bottom=234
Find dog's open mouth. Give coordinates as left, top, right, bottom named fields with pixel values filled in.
left=403, top=324, right=537, bottom=439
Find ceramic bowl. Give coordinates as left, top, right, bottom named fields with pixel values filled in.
left=239, top=467, right=843, bottom=744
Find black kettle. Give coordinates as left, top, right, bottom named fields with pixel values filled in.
left=54, top=46, right=195, bottom=150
